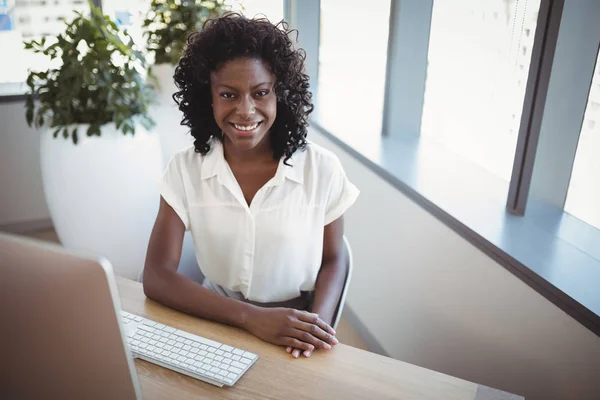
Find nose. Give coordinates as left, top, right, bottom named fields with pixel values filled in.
left=236, top=95, right=256, bottom=120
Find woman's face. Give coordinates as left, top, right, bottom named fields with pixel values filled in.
left=210, top=57, right=277, bottom=152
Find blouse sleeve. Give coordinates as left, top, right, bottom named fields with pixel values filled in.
left=324, top=155, right=360, bottom=225
left=159, top=155, right=190, bottom=230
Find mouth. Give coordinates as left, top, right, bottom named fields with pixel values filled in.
left=229, top=121, right=263, bottom=135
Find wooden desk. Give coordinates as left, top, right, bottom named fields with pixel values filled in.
left=117, top=278, right=523, bottom=400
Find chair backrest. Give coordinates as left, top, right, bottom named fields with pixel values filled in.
left=331, top=236, right=353, bottom=331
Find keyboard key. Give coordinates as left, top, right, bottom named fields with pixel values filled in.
left=194, top=355, right=205, bottom=362
left=190, top=347, right=199, bottom=354
left=215, top=350, right=224, bottom=356
left=191, top=342, right=200, bottom=348
left=167, top=340, right=176, bottom=346
left=141, top=338, right=150, bottom=343
left=210, top=360, right=220, bottom=367
left=232, top=355, right=241, bottom=361
left=206, top=372, right=215, bottom=377
left=220, top=345, right=234, bottom=352
left=152, top=334, right=161, bottom=340
left=228, top=366, right=242, bottom=374
left=184, top=339, right=193, bottom=345
left=206, top=353, right=215, bottom=359
left=239, top=357, right=251, bottom=365
left=201, top=364, right=211, bottom=370
left=223, top=352, right=232, bottom=358
left=131, top=340, right=140, bottom=346
left=225, top=378, right=234, bottom=384
left=218, top=370, right=228, bottom=377
left=142, top=320, right=157, bottom=327
left=139, top=343, right=148, bottom=349
left=194, top=358, right=205, bottom=366
left=231, top=361, right=245, bottom=369
left=183, top=345, right=191, bottom=351
left=164, top=345, right=173, bottom=351
left=199, top=350, right=208, bottom=357
left=227, top=373, right=237, bottom=379
left=174, top=343, right=183, bottom=349
left=156, top=343, right=165, bottom=348
left=232, top=349, right=244, bottom=356
left=163, top=326, right=176, bottom=333
left=223, top=359, right=232, bottom=365
left=206, top=347, right=217, bottom=353
left=210, top=367, right=220, bottom=373
left=215, top=356, right=224, bottom=362
left=155, top=323, right=166, bottom=330
left=176, top=337, right=184, bottom=342
left=147, top=345, right=156, bottom=352
left=134, top=316, right=143, bottom=322
left=200, top=345, right=208, bottom=351
left=243, top=352, right=257, bottom=360
left=179, top=351, right=189, bottom=357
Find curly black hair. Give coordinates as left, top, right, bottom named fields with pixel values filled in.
left=173, top=13, right=313, bottom=164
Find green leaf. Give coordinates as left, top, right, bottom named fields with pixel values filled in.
left=72, top=128, right=79, bottom=144
left=53, top=128, right=61, bottom=138
left=21, top=0, right=155, bottom=130
left=63, top=127, right=69, bottom=139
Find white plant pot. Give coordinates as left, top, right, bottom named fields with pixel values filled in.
left=152, top=63, right=194, bottom=166
left=40, top=122, right=163, bottom=279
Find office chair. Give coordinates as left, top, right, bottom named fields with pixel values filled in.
left=331, top=236, right=353, bottom=331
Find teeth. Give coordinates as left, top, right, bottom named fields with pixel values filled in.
left=234, top=123, right=259, bottom=131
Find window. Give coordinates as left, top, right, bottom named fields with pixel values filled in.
left=236, top=0, right=283, bottom=23
left=316, top=0, right=391, bottom=151
left=0, top=0, right=88, bottom=86
left=565, top=51, right=600, bottom=230
left=420, top=0, right=541, bottom=181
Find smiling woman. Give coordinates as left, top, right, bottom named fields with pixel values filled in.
left=173, top=14, right=313, bottom=164
left=143, top=13, right=359, bottom=361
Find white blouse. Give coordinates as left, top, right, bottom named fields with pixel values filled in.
left=160, top=140, right=359, bottom=303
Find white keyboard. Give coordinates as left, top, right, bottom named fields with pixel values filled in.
left=120, top=310, right=258, bottom=387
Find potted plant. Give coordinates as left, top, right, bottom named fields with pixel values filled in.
left=24, top=0, right=163, bottom=279
left=142, top=0, right=231, bottom=163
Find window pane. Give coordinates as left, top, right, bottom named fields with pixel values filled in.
left=317, top=0, right=391, bottom=154
left=0, top=0, right=88, bottom=85
left=236, top=0, right=283, bottom=23
left=565, top=50, right=600, bottom=230
left=421, top=0, right=541, bottom=180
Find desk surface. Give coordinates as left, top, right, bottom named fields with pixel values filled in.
left=117, top=278, right=523, bottom=400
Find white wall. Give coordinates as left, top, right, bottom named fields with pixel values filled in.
left=0, top=101, right=51, bottom=227
left=311, top=130, right=600, bottom=400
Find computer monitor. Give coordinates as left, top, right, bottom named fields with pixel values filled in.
left=0, top=233, right=141, bottom=400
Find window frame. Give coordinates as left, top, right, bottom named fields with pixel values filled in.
left=290, top=0, right=600, bottom=337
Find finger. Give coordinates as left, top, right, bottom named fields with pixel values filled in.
left=286, top=346, right=292, bottom=353
left=303, top=349, right=312, bottom=357
left=293, top=320, right=339, bottom=346
left=296, top=311, right=336, bottom=336
left=288, top=328, right=332, bottom=350
left=283, top=338, right=314, bottom=352
left=292, top=349, right=301, bottom=358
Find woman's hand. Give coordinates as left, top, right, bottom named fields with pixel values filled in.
left=244, top=307, right=338, bottom=355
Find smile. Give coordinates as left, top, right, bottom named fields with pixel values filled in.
left=230, top=121, right=263, bottom=132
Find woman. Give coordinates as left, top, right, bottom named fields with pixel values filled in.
left=143, top=14, right=359, bottom=359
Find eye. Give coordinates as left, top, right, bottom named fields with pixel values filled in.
left=255, top=90, right=270, bottom=97
left=219, top=92, right=235, bottom=99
